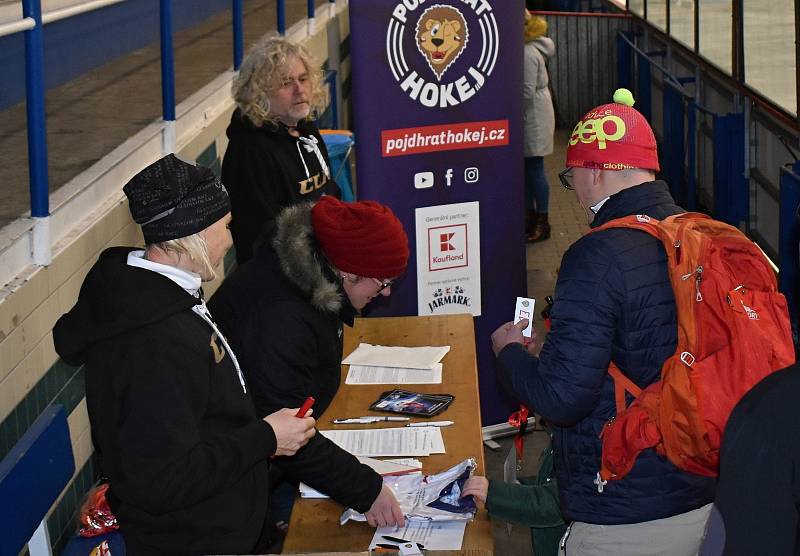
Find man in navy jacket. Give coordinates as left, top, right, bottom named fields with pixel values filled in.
left=491, top=89, right=715, bottom=555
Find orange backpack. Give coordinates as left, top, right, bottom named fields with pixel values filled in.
left=590, top=213, right=794, bottom=489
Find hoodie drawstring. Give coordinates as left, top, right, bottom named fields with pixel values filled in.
left=192, top=302, right=247, bottom=394
left=297, top=135, right=330, bottom=180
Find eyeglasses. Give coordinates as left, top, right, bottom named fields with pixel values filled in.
left=374, top=278, right=394, bottom=293
left=559, top=167, right=575, bottom=190
left=343, top=274, right=395, bottom=293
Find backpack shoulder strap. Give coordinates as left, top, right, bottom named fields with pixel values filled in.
left=587, top=214, right=662, bottom=238
left=608, top=362, right=642, bottom=413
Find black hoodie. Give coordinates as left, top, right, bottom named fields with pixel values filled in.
left=221, top=109, right=340, bottom=264
left=53, top=247, right=276, bottom=555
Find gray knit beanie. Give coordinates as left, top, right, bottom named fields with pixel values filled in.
left=123, top=154, right=230, bottom=244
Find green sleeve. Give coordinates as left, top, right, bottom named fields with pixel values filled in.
left=485, top=478, right=564, bottom=528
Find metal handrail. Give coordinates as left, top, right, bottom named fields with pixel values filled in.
left=617, top=31, right=686, bottom=93
left=0, top=0, right=127, bottom=36
left=41, top=0, right=126, bottom=24
left=0, top=17, right=34, bottom=38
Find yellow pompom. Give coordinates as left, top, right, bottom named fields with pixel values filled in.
left=613, top=88, right=635, bottom=107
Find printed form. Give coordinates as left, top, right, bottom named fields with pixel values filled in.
left=369, top=521, right=467, bottom=551
left=320, top=427, right=445, bottom=457
left=345, top=363, right=443, bottom=385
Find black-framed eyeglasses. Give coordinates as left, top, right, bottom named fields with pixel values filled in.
left=559, top=167, right=575, bottom=190
left=374, top=278, right=394, bottom=293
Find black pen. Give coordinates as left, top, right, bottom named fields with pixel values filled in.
left=382, top=535, right=425, bottom=549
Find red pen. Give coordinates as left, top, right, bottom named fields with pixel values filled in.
left=296, top=396, right=315, bottom=417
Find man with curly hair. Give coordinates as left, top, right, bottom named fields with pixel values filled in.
left=222, top=34, right=340, bottom=264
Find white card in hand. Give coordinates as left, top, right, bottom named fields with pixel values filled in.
left=514, top=297, right=535, bottom=337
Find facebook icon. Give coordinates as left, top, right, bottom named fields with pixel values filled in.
left=445, top=168, right=453, bottom=187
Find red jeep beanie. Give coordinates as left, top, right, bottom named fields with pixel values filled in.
left=311, top=195, right=410, bottom=278
left=565, top=88, right=660, bottom=172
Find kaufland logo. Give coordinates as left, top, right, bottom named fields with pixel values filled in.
left=387, top=1, right=498, bottom=108
left=428, top=224, right=468, bottom=271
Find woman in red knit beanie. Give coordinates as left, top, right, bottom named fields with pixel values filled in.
left=311, top=195, right=410, bottom=309
left=209, top=196, right=410, bottom=544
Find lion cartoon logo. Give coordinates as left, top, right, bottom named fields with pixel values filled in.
left=415, top=5, right=469, bottom=81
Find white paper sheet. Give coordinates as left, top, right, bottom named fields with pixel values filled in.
left=369, top=521, right=467, bottom=551
left=320, top=427, right=445, bottom=457
left=345, top=363, right=444, bottom=385
left=342, top=343, right=450, bottom=370
left=299, top=457, right=423, bottom=498
left=420, top=427, right=446, bottom=454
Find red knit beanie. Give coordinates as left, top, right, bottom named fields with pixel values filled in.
left=565, top=88, right=660, bottom=172
left=311, top=196, right=410, bottom=278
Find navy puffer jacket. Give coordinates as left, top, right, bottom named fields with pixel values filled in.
left=497, top=181, right=716, bottom=524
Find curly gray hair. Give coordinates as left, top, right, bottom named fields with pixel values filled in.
left=233, top=34, right=328, bottom=128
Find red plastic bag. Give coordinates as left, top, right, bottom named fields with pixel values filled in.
left=78, top=483, right=119, bottom=537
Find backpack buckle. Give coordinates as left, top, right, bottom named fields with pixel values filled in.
left=680, top=351, right=695, bottom=367
left=594, top=471, right=608, bottom=493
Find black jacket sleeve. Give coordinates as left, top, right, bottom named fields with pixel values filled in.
left=274, top=433, right=384, bottom=513
left=105, top=334, right=277, bottom=514
left=240, top=298, right=382, bottom=511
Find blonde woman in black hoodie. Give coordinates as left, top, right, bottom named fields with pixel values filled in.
left=223, top=34, right=340, bottom=264
left=53, top=155, right=315, bottom=555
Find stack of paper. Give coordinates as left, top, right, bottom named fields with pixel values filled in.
left=345, top=363, right=443, bottom=385
left=299, top=457, right=423, bottom=499
left=320, top=427, right=445, bottom=457
left=342, top=343, right=450, bottom=369
left=342, top=343, right=450, bottom=385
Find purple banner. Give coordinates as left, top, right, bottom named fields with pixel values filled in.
left=350, top=0, right=525, bottom=425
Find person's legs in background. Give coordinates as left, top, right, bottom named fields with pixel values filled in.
left=525, top=156, right=550, bottom=242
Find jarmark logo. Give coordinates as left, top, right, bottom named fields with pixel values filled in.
left=427, top=285, right=471, bottom=313
left=387, top=1, right=498, bottom=108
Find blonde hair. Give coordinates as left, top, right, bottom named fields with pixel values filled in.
left=233, top=34, right=329, bottom=128
left=149, top=233, right=217, bottom=281
left=525, top=15, right=548, bottom=43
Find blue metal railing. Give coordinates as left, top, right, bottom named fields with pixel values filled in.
left=779, top=161, right=800, bottom=337
left=617, top=31, right=750, bottom=224
left=21, top=0, right=48, bottom=219
left=277, top=0, right=286, bottom=35
left=159, top=0, right=176, bottom=123
left=5, top=0, right=337, bottom=264
left=233, top=0, right=244, bottom=69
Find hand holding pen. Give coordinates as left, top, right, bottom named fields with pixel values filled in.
left=265, top=396, right=316, bottom=457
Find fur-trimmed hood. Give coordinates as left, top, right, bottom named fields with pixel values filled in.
left=272, top=201, right=346, bottom=315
